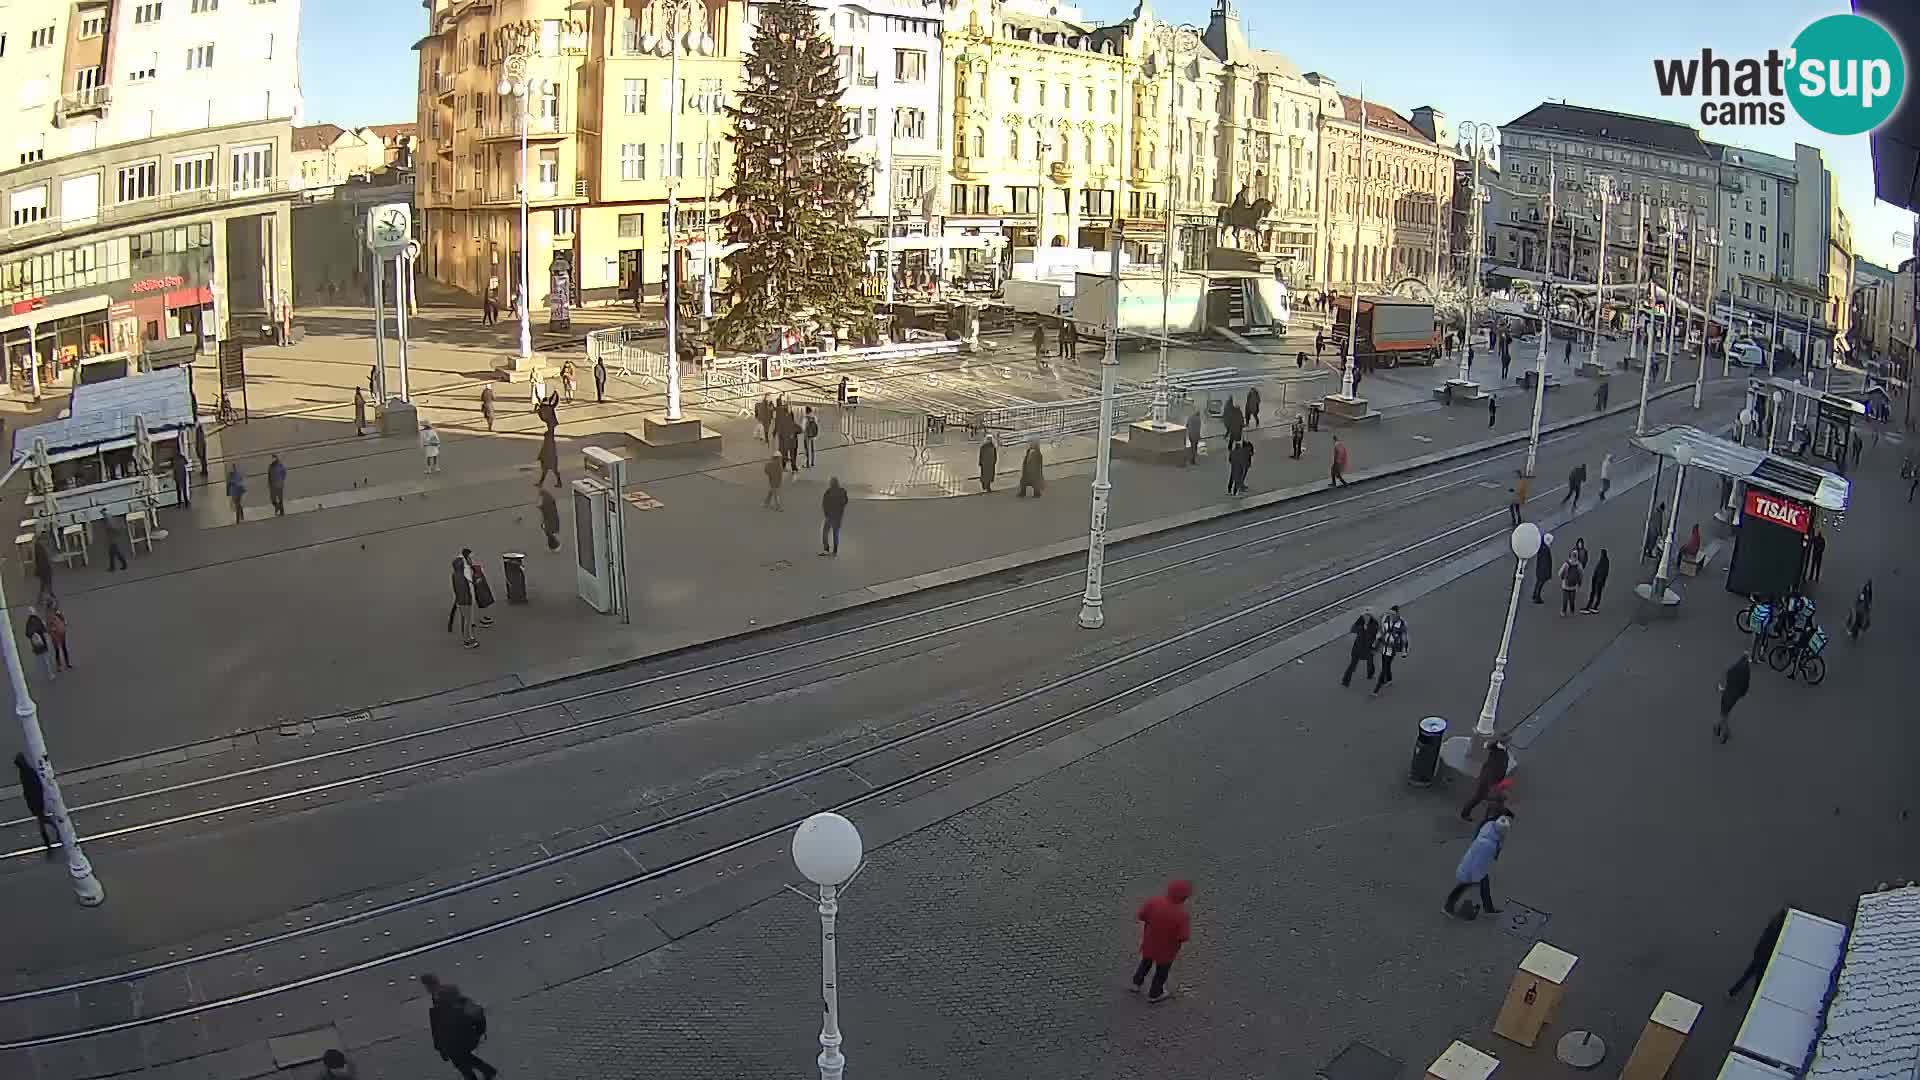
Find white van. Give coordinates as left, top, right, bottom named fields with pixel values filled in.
left=1729, top=341, right=1767, bottom=369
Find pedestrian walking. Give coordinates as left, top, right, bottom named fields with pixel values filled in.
left=1245, top=387, right=1261, bottom=427
left=44, top=602, right=70, bottom=672
left=836, top=375, right=849, bottom=409
left=1508, top=476, right=1530, bottom=526
left=1059, top=319, right=1077, bottom=359
left=1805, top=528, right=1826, bottom=582
left=419, top=975, right=496, bottom=1080
left=1531, top=536, right=1554, bottom=604
left=536, top=431, right=560, bottom=487
left=465, top=549, right=495, bottom=628
left=1372, top=605, right=1408, bottom=696
left=479, top=384, right=496, bottom=433
left=1851, top=431, right=1863, bottom=467
left=482, top=294, right=497, bottom=326
left=820, top=476, right=848, bottom=556
left=102, top=513, right=129, bottom=571
left=1488, top=393, right=1498, bottom=429
left=319, top=1049, right=360, bottom=1080
left=32, top=539, right=54, bottom=604
left=560, top=360, right=577, bottom=404
left=1222, top=398, right=1244, bottom=446
left=1500, top=350, right=1512, bottom=382
left=1032, top=321, right=1047, bottom=372
left=13, top=752, right=55, bottom=855
left=1584, top=549, right=1610, bottom=612
left=593, top=356, right=608, bottom=403
left=1644, top=504, right=1665, bottom=559
left=779, top=420, right=800, bottom=475
left=1184, top=410, right=1202, bottom=466
left=1846, top=580, right=1873, bottom=640
left=763, top=454, right=785, bottom=510
left=1563, top=336, right=1572, bottom=364
left=1715, top=654, right=1751, bottom=744
left=755, top=395, right=774, bottom=444
left=268, top=454, right=288, bottom=516
left=1227, top=439, right=1254, bottom=495
left=1340, top=612, right=1379, bottom=687
left=1444, top=810, right=1511, bottom=918
left=24, top=608, right=53, bottom=681
left=1329, top=435, right=1350, bottom=487
left=1726, top=908, right=1788, bottom=998
left=449, top=558, right=478, bottom=648
left=803, top=407, right=819, bottom=467
left=226, top=462, right=247, bottom=522
left=1289, top=411, right=1305, bottom=459
left=1598, top=453, right=1612, bottom=501
left=538, top=488, right=561, bottom=550
left=1468, top=342, right=1477, bottom=370
left=978, top=438, right=998, bottom=492
left=1129, top=880, right=1192, bottom=1004
left=1018, top=441, right=1045, bottom=497
left=195, top=423, right=209, bottom=480
left=1459, top=738, right=1511, bottom=820
left=421, top=422, right=442, bottom=474
left=1315, top=329, right=1325, bottom=356
left=172, top=447, right=192, bottom=506
left=1559, top=553, right=1583, bottom=615
left=1562, top=463, right=1585, bottom=506
left=1594, top=380, right=1610, bottom=411
left=353, top=386, right=368, bottom=437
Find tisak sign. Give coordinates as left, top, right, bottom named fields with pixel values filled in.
left=1744, top=489, right=1811, bottom=534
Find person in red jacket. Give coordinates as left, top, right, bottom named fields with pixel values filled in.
left=1130, top=879, right=1192, bottom=1003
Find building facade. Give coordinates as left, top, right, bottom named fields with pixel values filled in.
left=815, top=0, right=945, bottom=246
left=1851, top=256, right=1895, bottom=360
left=3, top=0, right=302, bottom=394
left=1203, top=1, right=1323, bottom=283
left=1315, top=78, right=1449, bottom=293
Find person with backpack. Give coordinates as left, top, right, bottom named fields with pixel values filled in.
left=1373, top=605, right=1409, bottom=696
left=448, top=558, right=478, bottom=649
left=1444, top=809, right=1512, bottom=919
left=419, top=974, right=496, bottom=1080
left=803, top=407, right=820, bottom=468
left=24, top=607, right=53, bottom=681
left=464, top=549, right=495, bottom=629
left=1559, top=552, right=1584, bottom=616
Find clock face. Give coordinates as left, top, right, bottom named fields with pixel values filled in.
left=377, top=209, right=407, bottom=239
left=370, top=204, right=411, bottom=249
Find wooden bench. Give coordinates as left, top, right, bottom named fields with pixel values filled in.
left=1679, top=538, right=1726, bottom=576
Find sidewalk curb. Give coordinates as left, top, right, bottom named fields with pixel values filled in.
left=32, top=382, right=1715, bottom=787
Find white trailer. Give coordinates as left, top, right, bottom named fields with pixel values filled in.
left=1071, top=272, right=1205, bottom=347
left=1004, top=278, right=1073, bottom=319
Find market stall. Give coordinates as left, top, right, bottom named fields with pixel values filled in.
left=11, top=367, right=196, bottom=557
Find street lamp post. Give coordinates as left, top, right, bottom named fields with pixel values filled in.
left=1586, top=175, right=1613, bottom=372
left=2, top=458, right=103, bottom=906
left=1638, top=443, right=1693, bottom=607
left=1694, top=226, right=1718, bottom=409
left=791, top=812, right=864, bottom=1080
left=1522, top=153, right=1556, bottom=479
left=1633, top=201, right=1658, bottom=435
left=660, top=0, right=706, bottom=421
left=1149, top=24, right=1200, bottom=427
left=496, top=58, right=546, bottom=366
left=700, top=78, right=720, bottom=327
left=1473, top=521, right=1544, bottom=748
left=1663, top=209, right=1680, bottom=382
left=1078, top=56, right=1134, bottom=630
left=1336, top=90, right=1372, bottom=404
left=1451, top=122, right=1496, bottom=396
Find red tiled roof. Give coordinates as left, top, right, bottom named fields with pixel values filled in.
left=292, top=123, right=345, bottom=152
left=366, top=123, right=418, bottom=141
left=1337, top=96, right=1429, bottom=142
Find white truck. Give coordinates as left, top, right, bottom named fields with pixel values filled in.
left=1071, top=271, right=1206, bottom=347
left=1004, top=278, right=1073, bottom=319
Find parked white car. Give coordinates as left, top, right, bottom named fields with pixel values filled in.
left=1729, top=342, right=1767, bottom=369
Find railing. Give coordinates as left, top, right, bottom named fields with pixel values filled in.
left=435, top=73, right=456, bottom=97
left=56, top=86, right=111, bottom=118
left=480, top=113, right=571, bottom=140
left=4, top=177, right=296, bottom=246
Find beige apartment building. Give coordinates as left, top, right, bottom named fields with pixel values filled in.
left=416, top=0, right=745, bottom=311
left=1315, top=79, right=1450, bottom=293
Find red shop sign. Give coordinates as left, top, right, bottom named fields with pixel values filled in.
left=130, top=275, right=186, bottom=294
left=1744, top=489, right=1811, bottom=534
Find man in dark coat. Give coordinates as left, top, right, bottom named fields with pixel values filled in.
left=1018, top=442, right=1044, bottom=497
left=1130, top=880, right=1192, bottom=1004
left=14, top=751, right=54, bottom=853
left=1244, top=387, right=1261, bottom=427
left=820, top=477, right=848, bottom=556
left=194, top=423, right=209, bottom=480
left=1340, top=612, right=1379, bottom=687
left=1488, top=393, right=1498, bottom=428
left=1184, top=410, right=1202, bottom=466
left=173, top=449, right=192, bottom=506
left=1221, top=399, right=1243, bottom=447
left=536, top=430, right=560, bottom=488
left=593, top=356, right=608, bottom=403
left=978, top=438, right=998, bottom=493
left=1227, top=439, right=1254, bottom=495
left=1459, top=738, right=1511, bottom=820
left=1562, top=463, right=1585, bottom=507
left=1716, top=654, right=1750, bottom=744
left=1727, top=907, right=1787, bottom=998
left=1531, top=537, right=1554, bottom=604
left=1290, top=412, right=1306, bottom=459
left=754, top=395, right=775, bottom=443
left=1583, top=549, right=1611, bottom=612
left=419, top=975, right=496, bottom=1080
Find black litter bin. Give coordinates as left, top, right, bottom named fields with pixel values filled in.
left=1307, top=401, right=1324, bottom=432
left=1408, top=716, right=1448, bottom=787
left=502, top=553, right=529, bottom=604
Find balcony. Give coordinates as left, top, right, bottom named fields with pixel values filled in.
left=54, top=87, right=111, bottom=124
left=477, top=113, right=571, bottom=142
left=855, top=72, right=879, bottom=88
left=951, top=155, right=988, bottom=182
left=483, top=180, right=564, bottom=205
left=4, top=178, right=296, bottom=248
left=435, top=73, right=456, bottom=99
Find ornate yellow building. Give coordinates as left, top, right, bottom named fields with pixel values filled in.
left=1314, top=78, right=1452, bottom=293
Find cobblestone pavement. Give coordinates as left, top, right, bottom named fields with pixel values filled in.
left=319, top=415, right=1914, bottom=1080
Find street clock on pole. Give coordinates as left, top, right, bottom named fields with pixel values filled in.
left=368, top=203, right=413, bottom=255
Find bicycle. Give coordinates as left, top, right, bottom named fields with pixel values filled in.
left=1767, top=626, right=1828, bottom=686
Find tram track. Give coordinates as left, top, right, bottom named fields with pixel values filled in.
left=0, top=461, right=1530, bottom=1051
left=1, top=428, right=1581, bottom=862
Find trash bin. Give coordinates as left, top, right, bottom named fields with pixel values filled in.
left=502, top=552, right=529, bottom=604
left=1408, top=716, right=1448, bottom=787
left=1308, top=401, right=1324, bottom=432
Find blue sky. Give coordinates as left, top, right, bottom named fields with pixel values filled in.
left=300, top=0, right=1913, bottom=268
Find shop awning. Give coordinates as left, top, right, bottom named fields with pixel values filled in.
left=0, top=294, right=114, bottom=336
left=1630, top=425, right=1850, bottom=511
left=10, top=367, right=195, bottom=464
left=870, top=235, right=1006, bottom=253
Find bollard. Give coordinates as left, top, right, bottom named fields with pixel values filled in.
left=1426, top=1040, right=1499, bottom=1080
left=1409, top=716, right=1448, bottom=786
left=1493, top=942, right=1579, bottom=1047
left=1619, top=993, right=1701, bottom=1079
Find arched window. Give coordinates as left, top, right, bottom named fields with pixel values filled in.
left=1105, top=138, right=1116, bottom=166
left=972, top=129, right=985, bottom=158
left=1083, top=135, right=1092, bottom=164
left=1009, top=130, right=1020, bottom=159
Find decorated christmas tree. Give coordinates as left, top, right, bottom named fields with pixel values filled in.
left=716, top=0, right=871, bottom=348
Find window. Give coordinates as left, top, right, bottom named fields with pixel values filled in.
left=1800, top=298, right=1810, bottom=316
left=186, top=44, right=215, bottom=70
left=539, top=82, right=558, bottom=120
left=1104, top=138, right=1115, bottom=165
left=553, top=207, right=575, bottom=235
left=618, top=213, right=642, bottom=239
left=30, top=25, right=57, bottom=48
left=134, top=3, right=164, bottom=24
left=9, top=185, right=49, bottom=228
left=1782, top=232, right=1790, bottom=250
left=1109, top=89, right=1118, bottom=113
left=1086, top=86, right=1094, bottom=112
left=1010, top=77, right=1020, bottom=104
left=173, top=151, right=214, bottom=192
left=192, top=0, right=218, bottom=10
left=127, top=52, right=158, bottom=80
left=1760, top=199, right=1766, bottom=215
left=1744, top=223, right=1751, bottom=240
left=620, top=142, right=645, bottom=180
left=537, top=148, right=558, bottom=188
left=893, top=108, right=925, bottom=141
left=80, top=13, right=108, bottom=36
left=1010, top=186, right=1036, bottom=215
left=894, top=49, right=926, bottom=83
left=970, top=129, right=984, bottom=158
left=623, top=78, right=647, bottom=114
left=1008, top=129, right=1019, bottom=160
left=1759, top=254, right=1767, bottom=271
left=1758, top=225, right=1766, bottom=243
left=117, top=162, right=159, bottom=203
left=1038, top=82, right=1047, bottom=107
left=231, top=142, right=273, bottom=192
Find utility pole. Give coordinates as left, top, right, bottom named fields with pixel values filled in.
left=1078, top=56, right=1133, bottom=631
left=1664, top=208, right=1680, bottom=381
left=1694, top=226, right=1717, bottom=409
left=1586, top=175, right=1612, bottom=371
left=1339, top=90, right=1369, bottom=402
left=1522, top=152, right=1554, bottom=479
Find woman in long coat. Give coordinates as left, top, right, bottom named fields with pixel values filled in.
left=1018, top=441, right=1044, bottom=497
left=978, top=438, right=998, bottom=493
left=1445, top=811, right=1511, bottom=917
